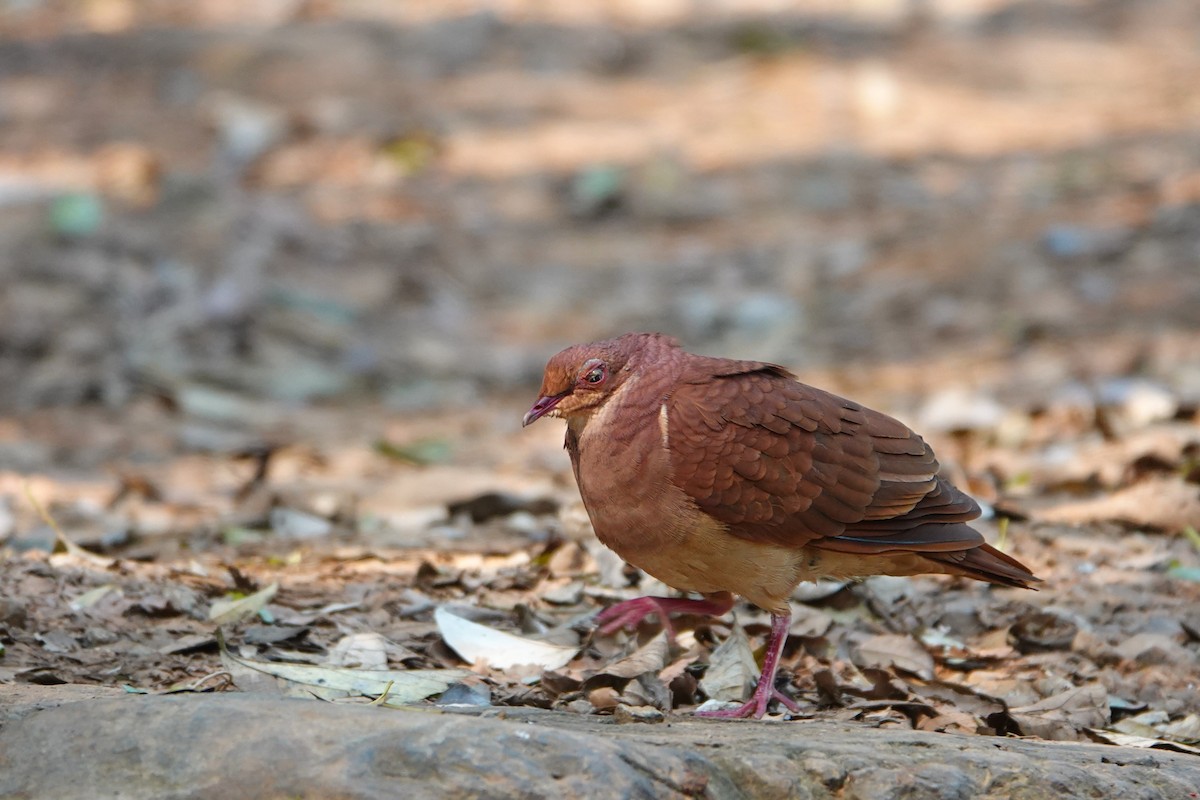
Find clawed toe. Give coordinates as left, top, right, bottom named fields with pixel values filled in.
left=594, top=597, right=674, bottom=637
left=696, top=688, right=799, bottom=719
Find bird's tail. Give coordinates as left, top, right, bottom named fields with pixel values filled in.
left=925, top=542, right=1039, bottom=589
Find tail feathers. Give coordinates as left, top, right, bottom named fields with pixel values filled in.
left=926, top=542, right=1039, bottom=589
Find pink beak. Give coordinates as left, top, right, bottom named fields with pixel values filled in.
left=523, top=394, right=564, bottom=427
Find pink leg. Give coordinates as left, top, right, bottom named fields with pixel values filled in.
left=595, top=592, right=735, bottom=640
left=696, top=611, right=800, bottom=719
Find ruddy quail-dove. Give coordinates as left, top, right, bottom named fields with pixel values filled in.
left=524, top=333, right=1037, bottom=719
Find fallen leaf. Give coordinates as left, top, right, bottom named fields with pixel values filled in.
left=1010, top=683, right=1110, bottom=741
left=209, top=582, right=278, bottom=626
left=789, top=605, right=833, bottom=638
left=589, top=633, right=669, bottom=684
left=908, top=680, right=1006, bottom=719
left=850, top=634, right=935, bottom=681
left=700, top=622, right=757, bottom=703
left=219, top=632, right=466, bottom=703
left=1085, top=729, right=1200, bottom=755
left=1035, top=477, right=1200, bottom=533
left=1161, top=713, right=1200, bottom=744
left=69, top=584, right=118, bottom=611
left=326, top=632, right=389, bottom=670
left=435, top=606, right=578, bottom=670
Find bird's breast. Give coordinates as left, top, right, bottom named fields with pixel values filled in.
left=572, top=402, right=803, bottom=613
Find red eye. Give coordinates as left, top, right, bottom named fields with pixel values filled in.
left=579, top=361, right=607, bottom=386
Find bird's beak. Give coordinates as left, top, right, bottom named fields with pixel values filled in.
left=523, top=394, right=564, bottom=427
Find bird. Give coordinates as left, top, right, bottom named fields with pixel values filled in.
left=523, top=332, right=1038, bottom=719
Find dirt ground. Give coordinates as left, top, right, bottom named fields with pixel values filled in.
left=1, top=0, right=1199, bottom=757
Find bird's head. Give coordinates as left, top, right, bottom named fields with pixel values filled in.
left=522, top=333, right=678, bottom=428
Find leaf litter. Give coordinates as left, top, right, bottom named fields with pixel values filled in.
left=1, top=387, right=1198, bottom=757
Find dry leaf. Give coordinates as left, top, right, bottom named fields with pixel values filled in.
left=700, top=622, right=758, bottom=703
left=1161, top=713, right=1200, bottom=744
left=908, top=680, right=1006, bottom=719
left=435, top=606, right=578, bottom=670
left=850, top=634, right=935, bottom=681
left=326, top=632, right=389, bottom=670
left=219, top=633, right=467, bottom=703
left=69, top=585, right=118, bottom=611
left=1035, top=477, right=1200, bottom=533
left=594, top=633, right=669, bottom=681
left=1085, top=729, right=1200, bottom=756
left=1010, top=683, right=1110, bottom=741
left=209, top=582, right=278, bottom=626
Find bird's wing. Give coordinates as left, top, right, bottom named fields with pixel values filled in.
left=666, top=357, right=981, bottom=553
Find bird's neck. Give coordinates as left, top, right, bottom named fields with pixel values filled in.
left=570, top=370, right=673, bottom=445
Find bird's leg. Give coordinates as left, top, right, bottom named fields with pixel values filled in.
left=596, top=591, right=734, bottom=641
left=696, top=611, right=800, bottom=719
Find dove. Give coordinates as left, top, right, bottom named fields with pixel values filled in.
left=524, top=333, right=1037, bottom=718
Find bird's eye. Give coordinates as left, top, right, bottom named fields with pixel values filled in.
left=579, top=361, right=607, bottom=386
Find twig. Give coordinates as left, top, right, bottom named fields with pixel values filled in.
left=22, top=481, right=115, bottom=567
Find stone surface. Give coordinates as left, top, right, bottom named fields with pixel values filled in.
left=1, top=691, right=1198, bottom=799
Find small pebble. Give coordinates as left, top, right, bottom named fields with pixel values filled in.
left=613, top=704, right=665, bottom=724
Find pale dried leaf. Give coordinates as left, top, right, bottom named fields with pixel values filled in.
left=326, top=632, right=389, bottom=670
left=220, top=639, right=467, bottom=703
left=209, top=582, right=278, bottom=626
left=789, top=605, right=833, bottom=638
left=1161, top=713, right=1200, bottom=744
left=435, top=606, right=578, bottom=670
left=1086, top=729, right=1200, bottom=756
left=700, top=622, right=758, bottom=703
left=69, top=584, right=118, bottom=611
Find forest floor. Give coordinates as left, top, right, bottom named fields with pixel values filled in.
left=1, top=1, right=1199, bottom=789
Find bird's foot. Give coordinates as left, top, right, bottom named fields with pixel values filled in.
left=595, top=593, right=734, bottom=639
left=695, top=685, right=801, bottom=720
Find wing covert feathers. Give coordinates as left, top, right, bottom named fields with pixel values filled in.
left=667, top=359, right=1037, bottom=588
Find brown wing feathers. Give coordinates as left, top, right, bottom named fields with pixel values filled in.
left=668, top=361, right=1035, bottom=588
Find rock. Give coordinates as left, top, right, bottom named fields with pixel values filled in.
left=2, top=693, right=1199, bottom=799
left=613, top=704, right=665, bottom=724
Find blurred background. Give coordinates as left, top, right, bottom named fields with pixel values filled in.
left=2, top=2, right=1200, bottom=733
left=1, top=0, right=1199, bottom=513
